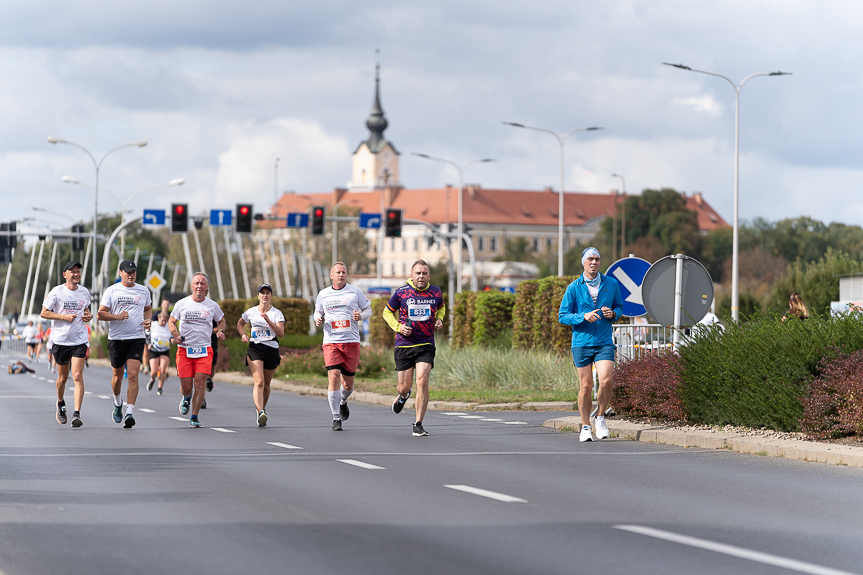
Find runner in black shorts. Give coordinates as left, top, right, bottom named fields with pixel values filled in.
left=238, top=284, right=285, bottom=427
left=97, top=260, right=152, bottom=428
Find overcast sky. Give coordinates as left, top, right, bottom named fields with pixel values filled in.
left=2, top=0, right=860, bottom=237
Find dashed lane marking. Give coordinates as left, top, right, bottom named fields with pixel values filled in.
left=97, top=395, right=110, bottom=400
left=442, top=412, right=466, bottom=415
left=479, top=418, right=504, bottom=422
left=444, top=484, right=527, bottom=503
left=211, top=428, right=235, bottom=433
left=457, top=415, right=486, bottom=419
left=138, top=408, right=155, bottom=413
left=614, top=525, right=856, bottom=575
left=503, top=421, right=529, bottom=425
left=337, top=459, right=385, bottom=470
left=169, top=417, right=187, bottom=422
left=267, top=442, right=303, bottom=450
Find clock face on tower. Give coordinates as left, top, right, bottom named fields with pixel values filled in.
left=384, top=152, right=390, bottom=160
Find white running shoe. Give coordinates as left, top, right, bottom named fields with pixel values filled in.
left=579, top=425, right=594, bottom=442
left=595, top=415, right=610, bottom=439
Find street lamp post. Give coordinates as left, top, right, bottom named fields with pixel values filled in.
left=331, top=199, right=359, bottom=267
left=663, top=63, right=790, bottom=322
left=611, top=173, right=627, bottom=256
left=503, top=123, right=602, bottom=276
left=412, top=153, right=495, bottom=293
left=48, top=137, right=147, bottom=298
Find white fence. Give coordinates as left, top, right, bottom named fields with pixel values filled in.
left=0, top=335, right=27, bottom=359
left=613, top=323, right=676, bottom=363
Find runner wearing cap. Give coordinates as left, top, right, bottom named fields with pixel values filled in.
left=168, top=273, right=226, bottom=428
left=558, top=247, right=624, bottom=442
left=41, top=261, right=93, bottom=427
left=314, top=262, right=372, bottom=431
left=146, top=312, right=174, bottom=395
left=237, top=283, right=285, bottom=427
left=97, top=259, right=152, bottom=428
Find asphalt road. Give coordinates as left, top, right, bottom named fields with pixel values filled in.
left=1, top=358, right=862, bottom=575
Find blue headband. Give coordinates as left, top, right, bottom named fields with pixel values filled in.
left=582, top=247, right=600, bottom=265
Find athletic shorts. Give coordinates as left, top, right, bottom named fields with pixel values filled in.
left=149, top=347, right=170, bottom=358
left=53, top=343, right=89, bottom=366
left=572, top=344, right=616, bottom=368
left=394, top=345, right=435, bottom=371
left=26, top=342, right=38, bottom=350
left=246, top=342, right=281, bottom=371
left=323, top=342, right=360, bottom=376
left=176, top=346, right=213, bottom=378
left=107, top=338, right=146, bottom=369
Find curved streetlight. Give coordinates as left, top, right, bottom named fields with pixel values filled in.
left=62, top=176, right=124, bottom=211
left=412, top=153, right=495, bottom=293
left=331, top=198, right=360, bottom=266
left=663, top=63, right=790, bottom=322
left=503, top=123, right=603, bottom=276
left=611, top=173, right=627, bottom=257
left=32, top=206, right=76, bottom=224
left=48, top=137, right=147, bottom=295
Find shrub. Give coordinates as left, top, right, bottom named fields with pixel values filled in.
left=512, top=280, right=537, bottom=349
left=369, top=297, right=395, bottom=348
left=800, top=350, right=863, bottom=439
left=354, top=346, right=396, bottom=379
left=451, top=292, right=478, bottom=348
left=612, top=355, right=685, bottom=420
left=473, top=292, right=516, bottom=347
left=276, top=346, right=326, bottom=378
left=513, top=276, right=577, bottom=354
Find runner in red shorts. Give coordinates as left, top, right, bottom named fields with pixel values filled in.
left=314, top=262, right=372, bottom=431
left=168, top=273, right=226, bottom=427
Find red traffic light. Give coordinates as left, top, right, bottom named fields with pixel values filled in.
left=315, top=209, right=323, bottom=216
left=174, top=205, right=184, bottom=215
left=240, top=206, right=250, bottom=215
left=388, top=211, right=396, bottom=218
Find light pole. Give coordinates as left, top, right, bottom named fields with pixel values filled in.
left=62, top=176, right=125, bottom=211
left=611, top=173, right=626, bottom=257
left=332, top=199, right=359, bottom=266
left=503, top=123, right=602, bottom=276
left=48, top=137, right=147, bottom=297
left=412, top=153, right=495, bottom=292
left=32, top=206, right=76, bottom=224
left=663, top=63, right=790, bottom=322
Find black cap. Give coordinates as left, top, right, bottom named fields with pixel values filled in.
left=63, top=261, right=83, bottom=273
left=257, top=283, right=273, bottom=294
left=119, top=260, right=137, bottom=273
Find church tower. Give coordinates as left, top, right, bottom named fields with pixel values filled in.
left=348, top=61, right=400, bottom=191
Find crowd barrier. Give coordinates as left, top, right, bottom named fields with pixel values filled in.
left=613, top=323, right=676, bottom=363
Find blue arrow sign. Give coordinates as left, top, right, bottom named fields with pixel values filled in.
left=142, top=209, right=166, bottom=226
left=359, top=212, right=382, bottom=229
left=210, top=210, right=232, bottom=226
left=605, top=256, right=652, bottom=317
left=286, top=213, right=309, bottom=228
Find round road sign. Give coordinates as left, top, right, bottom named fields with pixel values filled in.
left=642, top=255, right=714, bottom=326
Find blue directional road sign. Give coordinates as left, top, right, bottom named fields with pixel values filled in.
left=142, top=209, right=166, bottom=226
left=286, top=213, right=309, bottom=228
left=605, top=256, right=652, bottom=317
left=359, top=212, right=382, bottom=229
left=210, top=210, right=232, bottom=226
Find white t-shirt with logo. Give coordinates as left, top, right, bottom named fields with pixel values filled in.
left=100, top=282, right=152, bottom=341
left=241, top=306, right=285, bottom=349
left=170, top=296, right=224, bottom=349
left=314, top=284, right=371, bottom=344
left=22, top=325, right=39, bottom=344
left=42, top=284, right=92, bottom=347
left=148, top=322, right=173, bottom=352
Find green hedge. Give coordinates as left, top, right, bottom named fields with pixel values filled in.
left=218, top=297, right=311, bottom=339
left=369, top=297, right=395, bottom=348
left=451, top=292, right=477, bottom=348
left=512, top=276, right=577, bottom=354
left=452, top=291, right=516, bottom=349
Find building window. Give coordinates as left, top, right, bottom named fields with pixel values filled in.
left=477, top=236, right=485, bottom=251
left=402, top=262, right=407, bottom=276
left=490, top=237, right=497, bottom=252
left=402, top=239, right=406, bottom=251
left=390, top=263, right=395, bottom=276
left=413, top=238, right=418, bottom=251
left=546, top=238, right=553, bottom=250
left=532, top=238, right=539, bottom=252
left=390, top=238, right=395, bottom=252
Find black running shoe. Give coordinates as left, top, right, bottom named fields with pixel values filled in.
left=201, top=399, right=207, bottom=409
left=56, top=402, right=67, bottom=425
left=206, top=377, right=214, bottom=392
left=146, top=378, right=155, bottom=391
left=157, top=387, right=164, bottom=395
left=332, top=419, right=343, bottom=431
left=392, top=390, right=411, bottom=414
left=123, top=414, right=136, bottom=429
left=412, top=422, right=429, bottom=436
left=340, top=401, right=350, bottom=421
left=71, top=414, right=83, bottom=428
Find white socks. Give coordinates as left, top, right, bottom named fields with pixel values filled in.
left=327, top=391, right=340, bottom=419
left=113, top=395, right=122, bottom=407
left=126, top=404, right=135, bottom=416
left=340, top=386, right=353, bottom=405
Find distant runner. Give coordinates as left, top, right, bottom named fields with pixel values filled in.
left=558, top=247, right=623, bottom=442
left=238, top=284, right=285, bottom=427
left=314, top=262, right=372, bottom=431
left=383, top=260, right=444, bottom=437
left=147, top=312, right=174, bottom=395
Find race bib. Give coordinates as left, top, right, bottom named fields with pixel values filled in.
left=252, top=328, right=272, bottom=339
left=331, top=319, right=351, bottom=332
left=186, top=346, right=208, bottom=358
left=408, top=304, right=431, bottom=322
left=155, top=339, right=171, bottom=348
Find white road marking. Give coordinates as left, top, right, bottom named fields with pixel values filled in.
left=211, top=428, right=235, bottom=433
left=337, top=459, right=385, bottom=470
left=614, top=525, right=856, bottom=575
left=30, top=375, right=38, bottom=378
left=84, top=391, right=92, bottom=395
left=266, top=442, right=303, bottom=450
left=138, top=408, right=155, bottom=413
left=38, top=377, right=47, bottom=381
left=479, top=418, right=504, bottom=422
left=445, top=484, right=527, bottom=503
left=442, top=412, right=466, bottom=415
left=97, top=395, right=110, bottom=400
left=169, top=417, right=187, bottom=422
left=503, top=421, right=529, bottom=425
left=457, top=415, right=486, bottom=419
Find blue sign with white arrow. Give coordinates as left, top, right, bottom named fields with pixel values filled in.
left=359, top=212, right=382, bottom=229
left=286, top=213, right=309, bottom=228
left=605, top=256, right=652, bottom=317
left=210, top=210, right=232, bottom=226
left=142, top=209, right=166, bottom=226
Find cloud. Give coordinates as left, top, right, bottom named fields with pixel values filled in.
left=671, top=95, right=723, bottom=118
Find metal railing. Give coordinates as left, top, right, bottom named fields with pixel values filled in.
left=0, top=335, right=28, bottom=359
left=613, top=323, right=676, bottom=363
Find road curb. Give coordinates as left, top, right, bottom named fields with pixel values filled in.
left=543, top=416, right=863, bottom=468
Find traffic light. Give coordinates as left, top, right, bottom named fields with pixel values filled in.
left=385, top=208, right=403, bottom=238
left=7, top=222, right=16, bottom=249
left=71, top=224, right=85, bottom=251
left=311, top=206, right=326, bottom=236
left=171, top=204, right=188, bottom=233
left=236, top=204, right=253, bottom=233
left=0, top=223, right=7, bottom=264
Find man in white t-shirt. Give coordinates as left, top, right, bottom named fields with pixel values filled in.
left=168, top=273, right=226, bottom=428
left=97, top=260, right=152, bottom=429
left=314, top=262, right=372, bottom=431
left=41, top=261, right=93, bottom=427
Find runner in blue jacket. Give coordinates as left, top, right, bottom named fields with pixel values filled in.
left=558, top=247, right=623, bottom=442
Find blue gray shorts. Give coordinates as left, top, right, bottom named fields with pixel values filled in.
left=572, top=345, right=616, bottom=368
